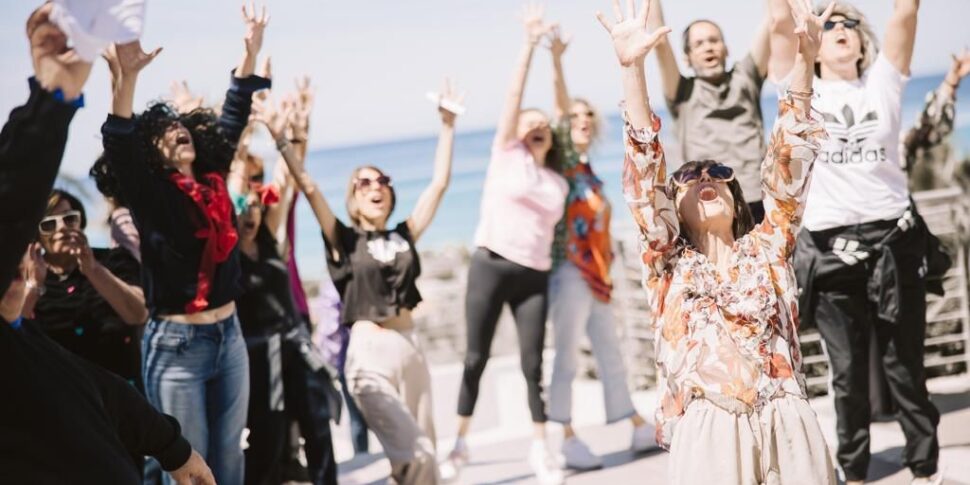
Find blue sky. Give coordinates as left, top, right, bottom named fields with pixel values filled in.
left=1, top=0, right=968, bottom=178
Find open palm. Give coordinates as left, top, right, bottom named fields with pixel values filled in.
left=596, top=0, right=671, bottom=67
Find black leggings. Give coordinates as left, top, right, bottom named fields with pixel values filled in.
left=458, top=248, right=549, bottom=422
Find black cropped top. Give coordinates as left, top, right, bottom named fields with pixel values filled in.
left=324, top=220, right=422, bottom=325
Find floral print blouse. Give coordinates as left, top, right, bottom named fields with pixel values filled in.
left=621, top=99, right=826, bottom=449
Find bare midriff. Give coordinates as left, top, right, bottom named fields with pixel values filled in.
left=160, top=301, right=237, bottom=324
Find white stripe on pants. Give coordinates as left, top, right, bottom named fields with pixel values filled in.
left=345, top=321, right=438, bottom=485
left=668, top=394, right=836, bottom=485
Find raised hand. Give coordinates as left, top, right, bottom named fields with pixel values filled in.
left=596, top=0, right=672, bottom=67
left=437, top=77, right=465, bottom=126
left=169, top=80, right=205, bottom=113
left=546, top=24, right=571, bottom=58
left=25, top=243, right=47, bottom=290
left=291, top=76, right=314, bottom=139
left=67, top=231, right=98, bottom=275
left=522, top=3, right=552, bottom=46
left=951, top=48, right=970, bottom=81
left=242, top=2, right=270, bottom=57
left=104, top=41, right=162, bottom=81
left=27, top=4, right=92, bottom=99
left=787, top=0, right=835, bottom=60
left=251, top=95, right=292, bottom=141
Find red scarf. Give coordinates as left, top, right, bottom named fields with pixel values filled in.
left=170, top=171, right=239, bottom=313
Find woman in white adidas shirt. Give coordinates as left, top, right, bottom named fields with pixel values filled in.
left=769, top=1, right=941, bottom=484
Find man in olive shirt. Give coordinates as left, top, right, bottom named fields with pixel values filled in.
left=647, top=0, right=773, bottom=221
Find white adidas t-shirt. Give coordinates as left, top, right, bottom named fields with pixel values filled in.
left=801, top=53, right=911, bottom=231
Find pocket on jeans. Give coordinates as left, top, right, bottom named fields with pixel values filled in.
left=149, top=323, right=191, bottom=352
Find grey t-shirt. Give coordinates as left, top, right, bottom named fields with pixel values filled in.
left=666, top=54, right=766, bottom=202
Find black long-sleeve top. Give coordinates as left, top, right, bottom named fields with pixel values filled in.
left=0, top=78, right=78, bottom=296
left=101, top=72, right=270, bottom=317
left=0, top=320, right=191, bottom=483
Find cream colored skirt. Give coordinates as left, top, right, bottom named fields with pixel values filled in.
left=668, top=394, right=836, bottom=485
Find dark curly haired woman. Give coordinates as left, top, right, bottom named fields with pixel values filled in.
left=98, top=6, right=270, bottom=484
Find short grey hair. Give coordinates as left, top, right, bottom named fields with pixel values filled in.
left=815, top=2, right=879, bottom=76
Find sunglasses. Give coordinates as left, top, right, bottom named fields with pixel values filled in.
left=570, top=110, right=595, bottom=119
left=669, top=165, right=735, bottom=197
left=355, top=175, right=393, bottom=191
left=39, top=210, right=82, bottom=235
left=823, top=19, right=859, bottom=31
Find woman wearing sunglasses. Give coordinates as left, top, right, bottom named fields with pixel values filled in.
left=598, top=0, right=834, bottom=482
left=98, top=6, right=271, bottom=483
left=541, top=22, right=655, bottom=470
left=770, top=1, right=941, bottom=483
left=252, top=77, right=461, bottom=484
left=18, top=189, right=147, bottom=457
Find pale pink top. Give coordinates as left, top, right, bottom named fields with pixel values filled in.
left=474, top=141, right=568, bottom=271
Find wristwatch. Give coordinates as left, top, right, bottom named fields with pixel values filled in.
left=25, top=280, right=46, bottom=296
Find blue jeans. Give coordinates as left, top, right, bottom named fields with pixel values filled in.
left=143, top=314, right=250, bottom=485
left=548, top=261, right=635, bottom=424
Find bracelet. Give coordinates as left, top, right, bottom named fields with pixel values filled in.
left=786, top=88, right=814, bottom=99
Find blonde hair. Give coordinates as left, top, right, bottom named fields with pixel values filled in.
left=815, top=2, right=879, bottom=77
left=570, top=98, right=604, bottom=146
left=345, top=165, right=396, bottom=227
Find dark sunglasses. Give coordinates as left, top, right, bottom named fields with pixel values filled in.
left=355, top=175, right=392, bottom=191
left=823, top=19, right=859, bottom=31
left=570, top=110, right=595, bottom=119
left=39, top=210, right=82, bottom=235
left=669, top=164, right=735, bottom=197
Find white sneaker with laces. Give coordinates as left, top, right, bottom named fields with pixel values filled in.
left=439, top=439, right=469, bottom=483
left=631, top=423, right=659, bottom=453
left=529, top=440, right=565, bottom=485
left=560, top=437, right=602, bottom=470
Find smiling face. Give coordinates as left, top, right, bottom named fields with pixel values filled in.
left=38, top=199, right=85, bottom=262
left=569, top=100, right=598, bottom=151
left=684, top=21, right=728, bottom=79
left=237, top=193, right=263, bottom=243
left=155, top=121, right=197, bottom=169
left=517, top=109, right=553, bottom=163
left=818, top=14, right=864, bottom=77
left=349, top=166, right=394, bottom=227
left=671, top=164, right=737, bottom=238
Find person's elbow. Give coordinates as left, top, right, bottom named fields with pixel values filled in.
left=124, top=307, right=149, bottom=325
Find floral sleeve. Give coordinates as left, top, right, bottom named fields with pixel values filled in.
left=622, top=113, right=680, bottom=282
left=757, top=99, right=826, bottom=262
left=903, top=86, right=956, bottom=173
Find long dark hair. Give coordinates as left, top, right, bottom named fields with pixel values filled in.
left=133, top=102, right=235, bottom=179
left=89, top=153, right=127, bottom=207
left=667, top=160, right=754, bottom=246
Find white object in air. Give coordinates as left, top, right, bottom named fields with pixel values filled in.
left=426, top=92, right=466, bottom=116
left=50, top=0, right=147, bottom=62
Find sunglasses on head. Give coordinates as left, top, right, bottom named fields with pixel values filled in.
left=355, top=175, right=392, bottom=191
left=823, top=19, right=859, bottom=31
left=669, top=164, right=735, bottom=196
left=38, top=210, right=82, bottom=235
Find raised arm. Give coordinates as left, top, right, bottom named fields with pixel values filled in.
left=407, top=79, right=462, bottom=241
left=645, top=0, right=681, bottom=103
left=252, top=95, right=339, bottom=247
left=597, top=0, right=678, bottom=279
left=883, top=0, right=920, bottom=75
left=73, top=237, right=148, bottom=325
left=494, top=4, right=550, bottom=148
left=903, top=49, right=968, bottom=172
left=266, top=79, right=312, bottom=238
left=767, top=0, right=798, bottom=81
left=548, top=26, right=572, bottom=120
left=749, top=7, right=773, bottom=79
left=759, top=3, right=829, bottom=258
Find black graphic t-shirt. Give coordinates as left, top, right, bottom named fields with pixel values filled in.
left=799, top=52, right=911, bottom=230
left=30, top=247, right=143, bottom=386
left=324, top=220, right=422, bottom=325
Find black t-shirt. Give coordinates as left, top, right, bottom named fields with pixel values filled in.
left=237, top=228, right=300, bottom=337
left=31, top=247, right=143, bottom=385
left=325, top=220, right=422, bottom=325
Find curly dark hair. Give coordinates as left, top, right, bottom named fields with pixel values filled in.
left=89, top=152, right=125, bottom=206
left=133, top=101, right=235, bottom=178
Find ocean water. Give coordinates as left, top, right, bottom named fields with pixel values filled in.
left=70, top=74, right=970, bottom=281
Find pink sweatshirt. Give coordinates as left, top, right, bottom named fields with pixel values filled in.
left=474, top=141, right=568, bottom=271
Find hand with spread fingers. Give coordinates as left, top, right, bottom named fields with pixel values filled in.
left=237, top=2, right=269, bottom=77
left=522, top=3, right=553, bottom=46
left=546, top=24, right=572, bottom=59
left=27, top=3, right=92, bottom=99
left=596, top=0, right=672, bottom=67
left=169, top=80, right=205, bottom=114
left=787, top=0, right=835, bottom=60
left=104, top=41, right=163, bottom=82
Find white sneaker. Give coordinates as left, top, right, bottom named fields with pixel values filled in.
left=560, top=437, right=602, bottom=470
left=631, top=423, right=660, bottom=453
left=529, top=440, right=565, bottom=485
left=439, top=440, right=469, bottom=483
left=911, top=470, right=944, bottom=485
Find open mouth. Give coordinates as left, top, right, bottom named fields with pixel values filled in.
left=530, top=134, right=546, bottom=144
left=244, top=221, right=256, bottom=231
left=176, top=134, right=191, bottom=145
left=698, top=184, right=718, bottom=202
left=369, top=194, right=384, bottom=204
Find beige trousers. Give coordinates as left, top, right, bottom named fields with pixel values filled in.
left=668, top=394, right=836, bottom=485
left=345, top=321, right=438, bottom=485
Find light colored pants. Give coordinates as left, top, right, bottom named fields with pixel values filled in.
left=548, top=261, right=636, bottom=424
left=345, top=321, right=438, bottom=485
left=668, top=394, right=836, bottom=485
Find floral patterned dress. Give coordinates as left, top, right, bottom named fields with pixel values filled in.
left=621, top=99, right=826, bottom=448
